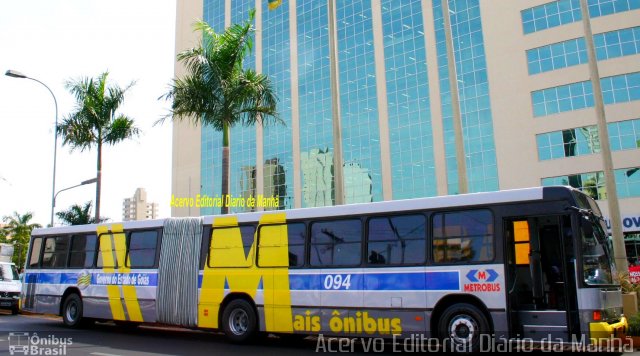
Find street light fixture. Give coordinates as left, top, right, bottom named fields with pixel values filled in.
left=4, top=69, right=59, bottom=227
left=52, top=178, right=99, bottom=224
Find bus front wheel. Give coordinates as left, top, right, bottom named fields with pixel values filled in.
left=62, top=294, right=84, bottom=328
left=221, top=299, right=257, bottom=343
left=438, top=303, right=489, bottom=352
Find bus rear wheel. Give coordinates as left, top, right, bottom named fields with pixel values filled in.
left=62, top=294, right=84, bottom=328
left=438, top=303, right=489, bottom=353
left=221, top=299, right=257, bottom=343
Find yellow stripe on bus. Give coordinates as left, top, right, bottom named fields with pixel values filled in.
left=197, top=213, right=293, bottom=332
left=97, top=225, right=125, bottom=321
left=258, top=213, right=293, bottom=333
left=111, top=224, right=144, bottom=323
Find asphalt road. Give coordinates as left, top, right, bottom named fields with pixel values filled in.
left=0, top=311, right=328, bottom=356
left=0, top=311, right=638, bottom=355
left=0, top=311, right=419, bottom=355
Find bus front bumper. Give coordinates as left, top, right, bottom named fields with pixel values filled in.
left=590, top=316, right=628, bottom=341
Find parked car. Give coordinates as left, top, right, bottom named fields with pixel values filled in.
left=0, top=261, right=21, bottom=314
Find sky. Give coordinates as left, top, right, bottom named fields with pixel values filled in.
left=0, top=0, right=178, bottom=226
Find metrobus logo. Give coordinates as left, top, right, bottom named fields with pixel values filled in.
left=463, top=269, right=500, bottom=292
left=465, top=269, right=498, bottom=282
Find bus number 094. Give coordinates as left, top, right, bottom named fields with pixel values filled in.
left=323, top=274, right=352, bottom=290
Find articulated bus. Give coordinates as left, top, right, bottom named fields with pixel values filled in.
left=22, top=186, right=627, bottom=351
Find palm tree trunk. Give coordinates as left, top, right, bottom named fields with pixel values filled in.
left=95, top=141, right=102, bottom=222
left=221, top=122, right=230, bottom=215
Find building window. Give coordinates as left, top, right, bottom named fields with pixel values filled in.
left=532, top=72, right=640, bottom=117
left=601, top=72, right=640, bottom=105
left=521, top=0, right=581, bottom=35
left=609, top=118, right=640, bottom=151
left=522, top=0, right=639, bottom=35
left=595, top=27, right=640, bottom=61
left=615, top=167, right=640, bottom=198
left=432, top=210, right=494, bottom=264
left=536, top=126, right=600, bottom=160
left=542, top=171, right=606, bottom=200
left=588, top=0, right=640, bottom=18
left=527, top=38, right=587, bottom=75
left=432, top=0, right=499, bottom=194
left=532, top=80, right=593, bottom=117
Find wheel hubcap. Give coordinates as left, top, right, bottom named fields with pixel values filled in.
left=449, top=314, right=477, bottom=345
left=66, top=302, right=77, bottom=323
left=229, top=309, right=249, bottom=336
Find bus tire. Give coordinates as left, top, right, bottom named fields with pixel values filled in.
left=221, top=299, right=257, bottom=343
left=62, top=293, right=84, bottom=328
left=11, top=306, right=19, bottom=315
left=438, top=303, right=489, bottom=353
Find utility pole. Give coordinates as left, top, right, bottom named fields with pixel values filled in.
left=442, top=0, right=468, bottom=194
left=579, top=0, right=627, bottom=272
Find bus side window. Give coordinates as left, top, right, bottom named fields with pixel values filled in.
left=97, top=234, right=119, bottom=268
left=28, top=237, right=43, bottom=268
left=257, top=222, right=306, bottom=268
left=432, top=210, right=494, bottom=264
left=69, top=234, right=97, bottom=268
left=310, top=219, right=361, bottom=267
left=208, top=225, right=255, bottom=268
left=127, top=230, right=159, bottom=268
left=41, top=236, right=70, bottom=269
left=367, top=214, right=426, bottom=266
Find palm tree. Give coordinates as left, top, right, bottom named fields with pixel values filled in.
left=56, top=201, right=107, bottom=225
left=59, top=72, right=139, bottom=221
left=2, top=212, right=42, bottom=267
left=161, top=11, right=279, bottom=214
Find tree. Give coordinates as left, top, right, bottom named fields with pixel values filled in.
left=58, top=72, right=139, bottom=221
left=2, top=212, right=42, bottom=267
left=161, top=11, right=279, bottom=214
left=56, top=201, right=107, bottom=226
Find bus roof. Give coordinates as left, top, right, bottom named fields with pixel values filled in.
left=32, top=186, right=580, bottom=236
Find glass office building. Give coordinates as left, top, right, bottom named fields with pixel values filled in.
left=173, top=0, right=640, bottom=240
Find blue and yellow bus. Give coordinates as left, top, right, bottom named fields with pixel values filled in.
left=22, top=186, right=627, bottom=351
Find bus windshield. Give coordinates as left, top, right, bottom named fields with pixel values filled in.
left=573, top=191, right=615, bottom=285
left=582, top=218, right=614, bottom=285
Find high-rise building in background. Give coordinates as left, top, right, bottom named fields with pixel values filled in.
left=172, top=0, right=640, bottom=247
left=122, top=188, right=159, bottom=221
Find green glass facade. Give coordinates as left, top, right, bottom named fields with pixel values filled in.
left=199, top=0, right=500, bottom=210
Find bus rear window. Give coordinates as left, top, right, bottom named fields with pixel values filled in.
left=28, top=237, right=43, bottom=268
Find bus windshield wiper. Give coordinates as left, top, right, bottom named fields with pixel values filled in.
left=567, top=206, right=604, bottom=222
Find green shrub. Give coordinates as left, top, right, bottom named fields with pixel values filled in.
left=628, top=313, right=640, bottom=336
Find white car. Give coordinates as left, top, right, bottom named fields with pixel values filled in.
left=0, top=262, right=21, bottom=314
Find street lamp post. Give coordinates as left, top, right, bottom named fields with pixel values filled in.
left=52, top=178, right=99, bottom=223
left=5, top=69, right=59, bottom=227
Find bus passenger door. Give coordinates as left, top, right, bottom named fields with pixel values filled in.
left=505, top=215, right=577, bottom=342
